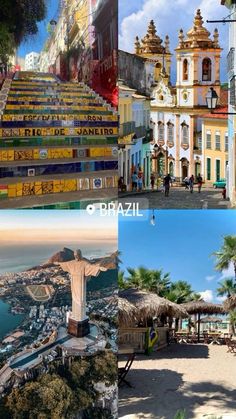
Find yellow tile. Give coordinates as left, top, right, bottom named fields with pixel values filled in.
left=33, top=149, right=40, bottom=159
left=8, top=185, right=17, bottom=198
left=63, top=179, right=77, bottom=192
left=34, top=182, right=42, bottom=195
left=16, top=183, right=22, bottom=197
left=89, top=148, right=105, bottom=157
left=104, top=147, right=112, bottom=156
left=53, top=180, right=62, bottom=193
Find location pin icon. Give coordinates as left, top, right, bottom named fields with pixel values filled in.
left=86, top=204, right=96, bottom=215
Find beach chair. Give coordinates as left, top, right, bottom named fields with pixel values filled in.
left=118, top=352, right=135, bottom=387
left=187, top=333, right=198, bottom=344
left=203, top=332, right=210, bottom=344
left=225, top=338, right=236, bottom=353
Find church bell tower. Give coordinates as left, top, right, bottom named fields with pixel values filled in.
left=175, top=9, right=222, bottom=107
left=135, top=20, right=172, bottom=85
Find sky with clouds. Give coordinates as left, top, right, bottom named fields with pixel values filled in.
left=18, top=0, right=59, bottom=58
left=119, top=210, right=236, bottom=303
left=119, top=0, right=229, bottom=82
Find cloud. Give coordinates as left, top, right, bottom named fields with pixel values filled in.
left=119, top=0, right=228, bottom=81
left=199, top=289, right=214, bottom=302
left=205, top=275, right=215, bottom=282
left=219, top=263, right=235, bottom=280
left=216, top=295, right=227, bottom=303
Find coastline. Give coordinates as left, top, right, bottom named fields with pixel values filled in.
left=0, top=299, right=26, bottom=341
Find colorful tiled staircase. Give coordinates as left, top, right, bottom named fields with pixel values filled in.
left=0, top=72, right=118, bottom=206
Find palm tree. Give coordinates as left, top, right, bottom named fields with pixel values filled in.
left=126, top=266, right=152, bottom=289
left=217, top=278, right=236, bottom=298
left=190, top=292, right=202, bottom=301
left=227, top=310, right=236, bottom=335
left=213, top=235, right=236, bottom=284
left=146, top=269, right=171, bottom=296
left=164, top=281, right=195, bottom=331
left=125, top=266, right=171, bottom=295
left=165, top=281, right=193, bottom=304
left=118, top=270, right=126, bottom=289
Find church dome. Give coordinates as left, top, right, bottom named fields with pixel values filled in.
left=176, top=9, right=221, bottom=50
left=135, top=20, right=168, bottom=54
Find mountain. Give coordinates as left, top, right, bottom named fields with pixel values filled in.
left=27, top=248, right=118, bottom=272
left=92, top=251, right=119, bottom=269
left=46, top=247, right=75, bottom=264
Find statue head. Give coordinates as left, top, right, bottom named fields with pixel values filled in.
left=74, top=249, right=82, bottom=260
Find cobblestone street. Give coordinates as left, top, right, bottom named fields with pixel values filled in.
left=119, top=186, right=231, bottom=209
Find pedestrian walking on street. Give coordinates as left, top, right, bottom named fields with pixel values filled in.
left=150, top=173, right=155, bottom=190
left=131, top=172, right=138, bottom=191
left=197, top=173, right=203, bottom=193
left=184, top=176, right=189, bottom=189
left=138, top=175, right=143, bottom=192
left=222, top=187, right=226, bottom=199
left=189, top=174, right=194, bottom=193
left=138, top=166, right=143, bottom=192
left=164, top=173, right=172, bottom=197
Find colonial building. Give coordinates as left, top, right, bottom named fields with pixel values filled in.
left=118, top=83, right=151, bottom=189
left=134, top=19, right=172, bottom=85
left=149, top=9, right=223, bottom=181
left=118, top=9, right=229, bottom=190
left=90, top=0, right=118, bottom=107
left=221, top=0, right=236, bottom=204
left=202, top=105, right=228, bottom=184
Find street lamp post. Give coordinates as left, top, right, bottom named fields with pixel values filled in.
left=152, top=143, right=159, bottom=176
left=206, top=87, right=236, bottom=114
left=165, top=145, right=169, bottom=174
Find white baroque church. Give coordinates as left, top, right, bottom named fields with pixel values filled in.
left=135, top=9, right=223, bottom=181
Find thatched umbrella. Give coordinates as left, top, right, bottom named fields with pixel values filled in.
left=118, top=297, right=138, bottom=327
left=224, top=294, right=236, bottom=311
left=200, top=316, right=223, bottom=331
left=119, top=288, right=188, bottom=323
left=200, top=316, right=223, bottom=323
left=181, top=300, right=226, bottom=342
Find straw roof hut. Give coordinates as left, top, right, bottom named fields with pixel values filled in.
left=119, top=288, right=188, bottom=321
left=224, top=294, right=236, bottom=311
left=181, top=300, right=226, bottom=315
left=181, top=300, right=226, bottom=341
left=118, top=297, right=138, bottom=327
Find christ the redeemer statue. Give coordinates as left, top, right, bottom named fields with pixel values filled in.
left=57, top=249, right=107, bottom=337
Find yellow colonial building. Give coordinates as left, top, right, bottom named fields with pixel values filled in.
left=118, top=82, right=151, bottom=189
left=202, top=106, right=228, bottom=184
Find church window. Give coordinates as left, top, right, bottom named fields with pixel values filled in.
left=183, top=59, right=188, bottom=81
left=158, top=121, right=164, bottom=141
left=182, top=123, right=189, bottom=145
left=169, top=161, right=174, bottom=176
left=202, top=58, right=211, bottom=81
left=167, top=121, right=174, bottom=145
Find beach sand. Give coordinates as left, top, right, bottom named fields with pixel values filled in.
left=119, top=343, right=236, bottom=419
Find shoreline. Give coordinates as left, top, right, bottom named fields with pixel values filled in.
left=0, top=299, right=26, bottom=342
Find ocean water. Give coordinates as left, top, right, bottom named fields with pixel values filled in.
left=0, top=242, right=117, bottom=274
left=0, top=300, right=25, bottom=339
